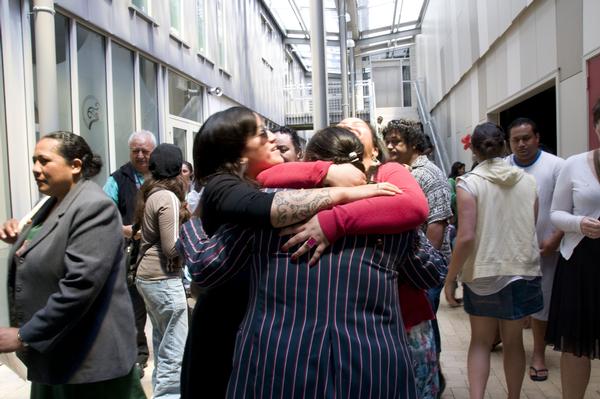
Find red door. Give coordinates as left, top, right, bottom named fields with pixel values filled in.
left=587, top=54, right=600, bottom=149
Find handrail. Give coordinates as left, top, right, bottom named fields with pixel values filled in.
left=413, top=79, right=450, bottom=176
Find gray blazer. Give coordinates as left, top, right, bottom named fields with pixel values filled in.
left=7, top=179, right=137, bottom=384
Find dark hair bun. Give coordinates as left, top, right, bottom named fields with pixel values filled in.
left=82, top=153, right=103, bottom=178
left=471, top=122, right=505, bottom=159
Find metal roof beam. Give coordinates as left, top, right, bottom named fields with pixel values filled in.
left=359, top=20, right=417, bottom=38
left=354, top=41, right=414, bottom=57
left=284, top=37, right=340, bottom=46
left=288, top=0, right=310, bottom=39
left=356, top=28, right=419, bottom=48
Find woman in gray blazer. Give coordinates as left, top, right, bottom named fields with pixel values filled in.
left=0, top=132, right=145, bottom=399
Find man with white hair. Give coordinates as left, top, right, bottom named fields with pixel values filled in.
left=104, top=130, right=157, bottom=377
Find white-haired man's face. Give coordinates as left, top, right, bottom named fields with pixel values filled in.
left=129, top=136, right=155, bottom=174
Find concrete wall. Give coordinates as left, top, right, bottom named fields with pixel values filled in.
left=416, top=0, right=597, bottom=161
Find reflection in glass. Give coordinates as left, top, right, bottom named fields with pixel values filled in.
left=0, top=35, right=11, bottom=325
left=170, top=0, right=182, bottom=35
left=132, top=0, right=150, bottom=14
left=77, top=24, right=109, bottom=184
left=112, top=43, right=135, bottom=168
left=139, top=57, right=159, bottom=137
left=31, top=13, right=72, bottom=134
left=168, top=72, right=202, bottom=122
left=216, top=0, right=227, bottom=69
left=173, top=127, right=187, bottom=161
left=402, top=65, right=411, bottom=107
left=196, top=0, right=206, bottom=54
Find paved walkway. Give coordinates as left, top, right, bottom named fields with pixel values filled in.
left=2, top=291, right=600, bottom=398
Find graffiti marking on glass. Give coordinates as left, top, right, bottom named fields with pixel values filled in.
left=82, top=95, right=100, bottom=130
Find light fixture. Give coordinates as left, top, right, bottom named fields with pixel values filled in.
left=208, top=86, right=223, bottom=96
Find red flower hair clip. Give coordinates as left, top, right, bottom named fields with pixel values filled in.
left=461, top=134, right=471, bottom=150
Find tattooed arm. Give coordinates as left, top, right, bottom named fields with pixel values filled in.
left=201, top=174, right=402, bottom=235
left=270, top=184, right=401, bottom=228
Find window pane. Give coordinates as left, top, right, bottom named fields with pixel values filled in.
left=0, top=35, right=9, bottom=326
left=31, top=13, right=72, bottom=132
left=402, top=65, right=411, bottom=81
left=402, top=65, right=411, bottom=107
left=216, top=0, right=227, bottom=68
left=173, top=127, right=187, bottom=160
left=139, top=57, right=159, bottom=137
left=112, top=43, right=135, bottom=168
left=77, top=25, right=109, bottom=184
left=132, top=0, right=149, bottom=14
left=170, top=0, right=182, bottom=34
left=55, top=14, right=72, bottom=131
left=403, top=82, right=412, bottom=107
left=168, top=72, right=202, bottom=122
left=196, top=0, right=206, bottom=53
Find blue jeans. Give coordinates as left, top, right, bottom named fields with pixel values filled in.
left=136, top=278, right=188, bottom=399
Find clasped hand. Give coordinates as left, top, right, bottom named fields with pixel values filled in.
left=280, top=215, right=329, bottom=267
left=580, top=217, right=600, bottom=240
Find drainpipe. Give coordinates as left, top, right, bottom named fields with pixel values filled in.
left=33, top=0, right=59, bottom=134
left=338, top=0, right=349, bottom=119
left=349, top=45, right=356, bottom=117
left=309, top=0, right=329, bottom=130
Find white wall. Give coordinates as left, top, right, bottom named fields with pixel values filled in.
left=416, top=0, right=596, bottom=162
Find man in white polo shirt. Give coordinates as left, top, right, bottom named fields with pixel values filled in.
left=506, top=117, right=564, bottom=382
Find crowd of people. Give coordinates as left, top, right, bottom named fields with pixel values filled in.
left=0, top=100, right=598, bottom=399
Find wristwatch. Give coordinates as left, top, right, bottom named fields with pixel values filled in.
left=17, top=330, right=29, bottom=348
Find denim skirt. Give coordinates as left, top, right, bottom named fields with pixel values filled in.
left=463, top=277, right=543, bottom=320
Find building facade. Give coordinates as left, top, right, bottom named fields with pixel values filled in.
left=0, top=0, right=309, bottom=322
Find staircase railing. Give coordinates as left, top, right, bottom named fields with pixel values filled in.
left=413, top=79, right=450, bottom=176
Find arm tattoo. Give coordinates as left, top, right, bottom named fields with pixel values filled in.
left=272, top=189, right=334, bottom=227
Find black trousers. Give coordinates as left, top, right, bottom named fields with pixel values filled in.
left=128, top=284, right=149, bottom=365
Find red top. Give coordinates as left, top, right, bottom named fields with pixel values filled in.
left=257, top=161, right=434, bottom=330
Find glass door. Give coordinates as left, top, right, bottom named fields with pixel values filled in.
left=167, top=116, right=200, bottom=163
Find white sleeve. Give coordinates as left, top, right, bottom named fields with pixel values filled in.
left=550, top=159, right=584, bottom=234
left=457, top=177, right=477, bottom=198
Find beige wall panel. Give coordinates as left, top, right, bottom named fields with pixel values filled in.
left=583, top=0, right=600, bottom=56
left=506, top=27, right=522, bottom=97
left=556, top=0, right=583, bottom=80
left=477, top=0, right=490, bottom=56
left=534, top=0, right=558, bottom=78
left=456, top=2, right=472, bottom=78
left=497, top=0, right=513, bottom=42
left=450, top=0, right=461, bottom=85
left=510, top=0, right=527, bottom=20
left=485, top=50, right=499, bottom=108
left=478, top=61, right=488, bottom=121
left=558, top=73, right=587, bottom=157
left=518, top=9, right=538, bottom=89
left=495, top=40, right=509, bottom=105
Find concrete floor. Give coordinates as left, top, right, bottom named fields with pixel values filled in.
left=2, top=290, right=600, bottom=398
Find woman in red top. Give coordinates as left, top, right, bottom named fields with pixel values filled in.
left=180, top=127, right=444, bottom=398
left=258, top=120, right=443, bottom=398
